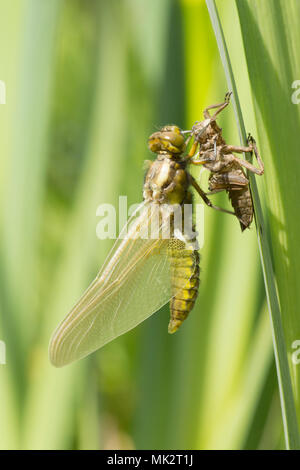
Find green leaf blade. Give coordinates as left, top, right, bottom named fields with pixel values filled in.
left=206, top=0, right=300, bottom=449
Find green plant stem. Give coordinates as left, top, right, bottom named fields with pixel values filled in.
left=206, top=0, right=300, bottom=450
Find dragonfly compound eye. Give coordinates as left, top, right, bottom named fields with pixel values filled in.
left=148, top=126, right=185, bottom=154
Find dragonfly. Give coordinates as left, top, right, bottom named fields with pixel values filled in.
left=49, top=113, right=244, bottom=367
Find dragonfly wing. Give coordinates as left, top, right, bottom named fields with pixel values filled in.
left=49, top=203, right=196, bottom=367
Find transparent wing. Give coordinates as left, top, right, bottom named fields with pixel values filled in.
left=49, top=202, right=196, bottom=367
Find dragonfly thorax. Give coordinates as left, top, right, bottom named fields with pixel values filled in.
left=192, top=119, right=225, bottom=148
left=143, top=157, right=189, bottom=205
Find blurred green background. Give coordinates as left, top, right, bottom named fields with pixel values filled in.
left=1, top=0, right=300, bottom=450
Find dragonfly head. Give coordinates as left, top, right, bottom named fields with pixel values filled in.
left=148, top=125, right=185, bottom=155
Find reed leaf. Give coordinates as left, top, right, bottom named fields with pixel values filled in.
left=206, top=0, right=300, bottom=449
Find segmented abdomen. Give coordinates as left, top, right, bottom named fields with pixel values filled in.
left=209, top=168, right=253, bottom=231
left=228, top=185, right=253, bottom=231
left=168, top=244, right=200, bottom=334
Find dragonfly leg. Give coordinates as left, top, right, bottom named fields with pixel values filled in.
left=187, top=140, right=199, bottom=158
left=189, top=148, right=215, bottom=165
left=189, top=175, right=236, bottom=217
left=203, top=91, right=232, bottom=119
left=223, top=134, right=264, bottom=175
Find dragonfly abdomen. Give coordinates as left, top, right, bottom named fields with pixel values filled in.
left=208, top=167, right=253, bottom=231
left=168, top=249, right=200, bottom=334
left=228, top=185, right=253, bottom=231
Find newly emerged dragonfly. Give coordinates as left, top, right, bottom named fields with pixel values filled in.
left=49, top=119, right=238, bottom=367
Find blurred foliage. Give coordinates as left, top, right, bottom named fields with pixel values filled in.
left=2, top=0, right=299, bottom=449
